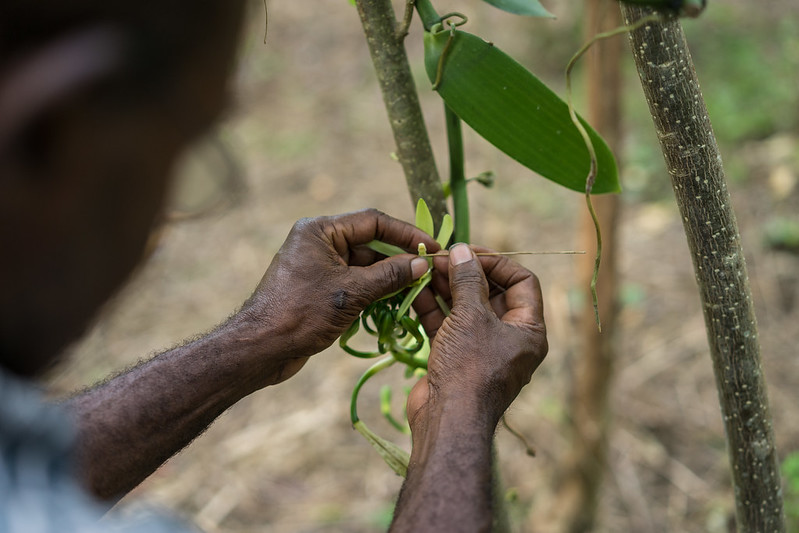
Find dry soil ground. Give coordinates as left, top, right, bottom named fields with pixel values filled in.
left=48, top=1, right=799, bottom=531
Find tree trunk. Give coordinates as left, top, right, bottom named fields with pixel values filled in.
left=553, top=1, right=623, bottom=531
left=354, top=0, right=448, bottom=226
left=619, top=5, right=786, bottom=531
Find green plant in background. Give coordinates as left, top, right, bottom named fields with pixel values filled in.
left=783, top=452, right=799, bottom=532
left=764, top=217, right=799, bottom=255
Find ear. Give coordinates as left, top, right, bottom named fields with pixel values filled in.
left=0, top=26, right=126, bottom=165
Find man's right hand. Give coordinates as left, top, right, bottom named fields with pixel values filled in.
left=408, top=243, right=548, bottom=433
left=391, top=243, right=547, bottom=533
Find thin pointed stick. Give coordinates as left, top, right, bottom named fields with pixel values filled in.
left=420, top=250, right=586, bottom=257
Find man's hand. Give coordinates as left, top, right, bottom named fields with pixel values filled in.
left=235, top=208, right=437, bottom=386
left=68, top=208, right=437, bottom=500
left=391, top=243, right=547, bottom=533
left=409, top=243, right=547, bottom=430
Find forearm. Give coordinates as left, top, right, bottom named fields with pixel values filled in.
left=65, top=314, right=285, bottom=501
left=391, top=405, right=498, bottom=533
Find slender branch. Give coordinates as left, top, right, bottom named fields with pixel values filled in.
left=620, top=5, right=786, bottom=531
left=355, top=0, right=448, bottom=228
left=396, top=0, right=415, bottom=40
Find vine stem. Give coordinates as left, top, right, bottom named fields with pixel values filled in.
left=350, top=355, right=397, bottom=424
left=565, top=13, right=661, bottom=332
left=445, top=105, right=469, bottom=244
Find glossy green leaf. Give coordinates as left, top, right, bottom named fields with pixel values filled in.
left=482, top=0, right=555, bottom=18
left=424, top=28, right=620, bottom=195
left=436, top=214, right=454, bottom=248
left=415, top=198, right=435, bottom=237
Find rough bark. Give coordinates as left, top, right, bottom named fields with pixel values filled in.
left=553, top=2, right=623, bottom=531
left=355, top=0, right=448, bottom=226
left=620, top=5, right=786, bottom=531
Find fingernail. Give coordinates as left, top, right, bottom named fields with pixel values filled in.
left=411, top=257, right=429, bottom=279
left=449, top=243, right=473, bottom=265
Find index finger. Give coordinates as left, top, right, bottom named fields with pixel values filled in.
left=327, top=208, right=440, bottom=259
left=477, top=252, right=544, bottom=326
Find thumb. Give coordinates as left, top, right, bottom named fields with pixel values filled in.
left=356, top=255, right=430, bottom=302
left=448, top=243, right=490, bottom=309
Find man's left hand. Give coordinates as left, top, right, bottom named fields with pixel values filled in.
left=236, top=208, right=438, bottom=385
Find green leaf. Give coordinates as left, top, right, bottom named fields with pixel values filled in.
left=367, top=240, right=408, bottom=257
left=424, top=28, right=620, bottom=195
left=415, top=198, right=435, bottom=237
left=436, top=214, right=454, bottom=248
left=353, top=420, right=410, bottom=477
left=481, top=0, right=555, bottom=18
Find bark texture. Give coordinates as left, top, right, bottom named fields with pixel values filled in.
left=355, top=0, right=448, bottom=225
left=620, top=5, right=786, bottom=531
left=553, top=1, right=624, bottom=531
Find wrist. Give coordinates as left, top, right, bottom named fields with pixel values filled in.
left=409, top=395, right=498, bottom=465
left=396, top=395, right=496, bottom=533
left=413, top=384, right=503, bottom=430
left=203, top=311, right=292, bottom=393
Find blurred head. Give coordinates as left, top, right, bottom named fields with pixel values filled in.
left=0, top=1, right=247, bottom=376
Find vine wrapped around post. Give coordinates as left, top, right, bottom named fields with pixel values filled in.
left=620, top=5, right=786, bottom=531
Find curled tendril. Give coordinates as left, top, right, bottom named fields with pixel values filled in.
left=436, top=12, right=468, bottom=27
left=431, top=14, right=468, bottom=91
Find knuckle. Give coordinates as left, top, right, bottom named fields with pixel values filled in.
left=343, top=277, right=374, bottom=310
left=361, top=207, right=385, bottom=218
left=290, top=216, right=319, bottom=235
left=383, top=260, right=408, bottom=292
